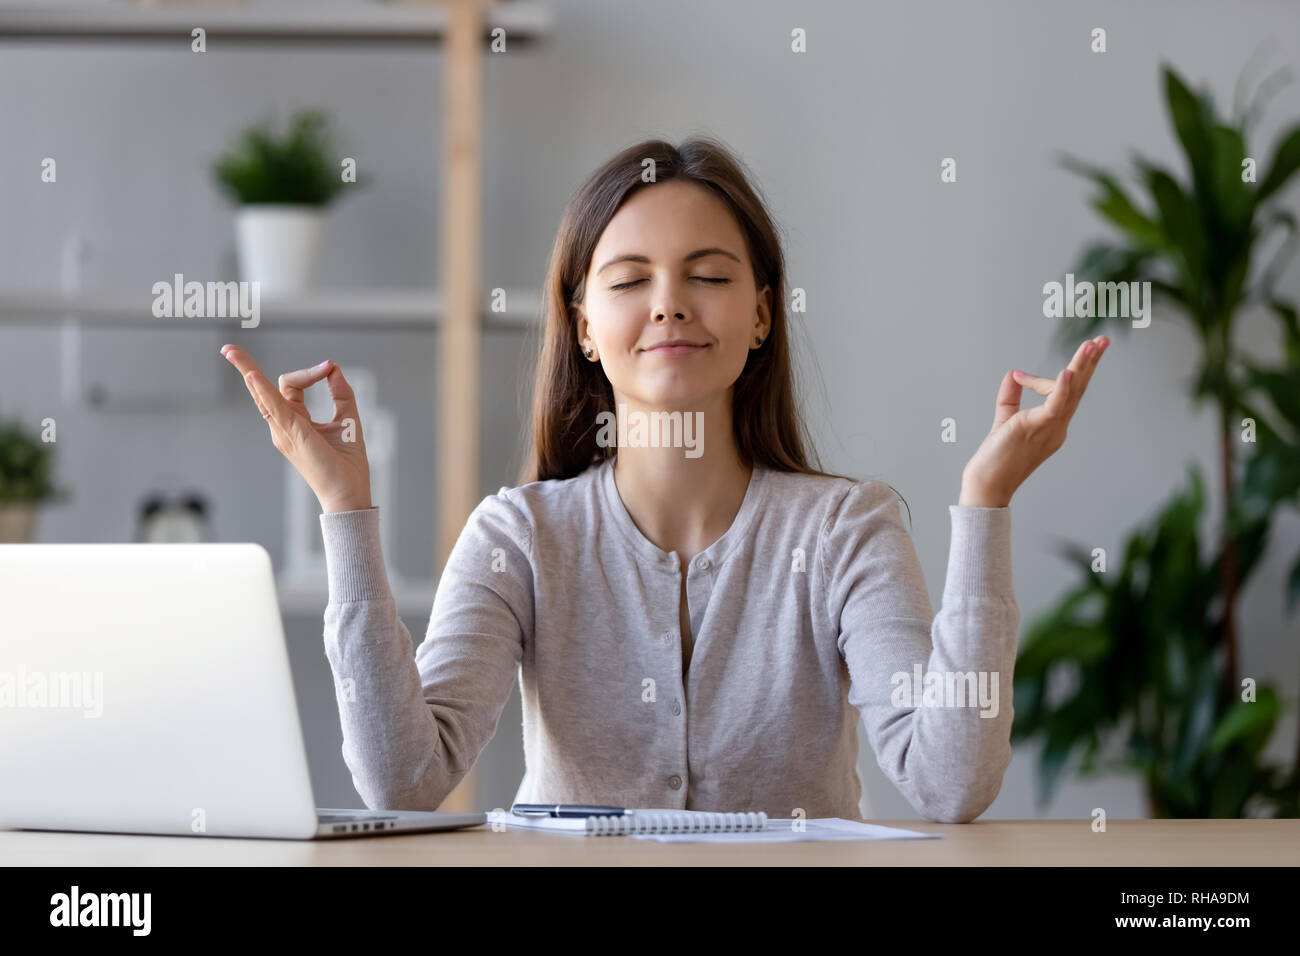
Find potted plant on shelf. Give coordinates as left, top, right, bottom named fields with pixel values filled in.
left=0, top=418, right=67, bottom=544
left=212, top=108, right=368, bottom=295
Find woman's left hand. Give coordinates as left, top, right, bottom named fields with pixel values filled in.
left=958, top=334, right=1108, bottom=507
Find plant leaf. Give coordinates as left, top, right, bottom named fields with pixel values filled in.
left=1059, top=154, right=1166, bottom=249
left=1257, top=123, right=1300, bottom=203
left=1205, top=686, right=1280, bottom=755
left=1164, top=65, right=1216, bottom=199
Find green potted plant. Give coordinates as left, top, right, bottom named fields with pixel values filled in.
left=212, top=108, right=368, bottom=294
left=0, top=418, right=68, bottom=543
left=1013, top=61, right=1300, bottom=817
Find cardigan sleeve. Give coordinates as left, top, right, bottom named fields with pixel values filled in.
left=821, top=480, right=1019, bottom=822
left=319, top=492, right=533, bottom=810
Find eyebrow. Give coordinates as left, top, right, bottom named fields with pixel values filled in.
left=595, top=247, right=742, bottom=276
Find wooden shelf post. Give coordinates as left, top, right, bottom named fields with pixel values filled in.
left=436, top=0, right=489, bottom=813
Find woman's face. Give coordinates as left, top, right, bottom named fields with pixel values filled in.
left=576, top=179, right=771, bottom=413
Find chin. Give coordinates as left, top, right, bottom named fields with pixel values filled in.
left=633, top=383, right=722, bottom=409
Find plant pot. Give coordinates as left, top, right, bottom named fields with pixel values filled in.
left=234, top=204, right=325, bottom=295
left=0, top=503, right=38, bottom=543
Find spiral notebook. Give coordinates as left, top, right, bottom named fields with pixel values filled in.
left=500, top=808, right=768, bottom=836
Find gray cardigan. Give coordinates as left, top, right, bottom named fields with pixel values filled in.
left=318, top=457, right=1018, bottom=822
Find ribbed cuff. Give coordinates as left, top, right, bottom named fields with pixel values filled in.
left=318, top=506, right=393, bottom=604
left=942, top=505, right=1013, bottom=600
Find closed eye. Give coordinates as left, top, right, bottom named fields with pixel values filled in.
left=609, top=277, right=731, bottom=291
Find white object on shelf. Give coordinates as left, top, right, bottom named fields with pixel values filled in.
left=235, top=205, right=325, bottom=295
left=58, top=231, right=93, bottom=406
left=61, top=232, right=94, bottom=296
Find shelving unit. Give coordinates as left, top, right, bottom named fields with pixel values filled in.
left=0, top=0, right=554, bottom=813
left=0, top=289, right=542, bottom=331
left=0, top=1, right=552, bottom=45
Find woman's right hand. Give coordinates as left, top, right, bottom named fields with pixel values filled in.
left=220, top=344, right=373, bottom=514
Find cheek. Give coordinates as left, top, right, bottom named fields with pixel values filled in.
left=721, top=308, right=757, bottom=349
left=601, top=303, right=644, bottom=346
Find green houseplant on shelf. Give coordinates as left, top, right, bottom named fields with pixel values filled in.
left=0, top=418, right=68, bottom=544
left=1012, top=61, right=1300, bottom=817
left=212, top=108, right=369, bottom=295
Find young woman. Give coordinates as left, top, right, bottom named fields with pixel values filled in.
left=221, top=136, right=1107, bottom=823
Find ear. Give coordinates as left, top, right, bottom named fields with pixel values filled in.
left=754, top=284, right=773, bottom=341
left=572, top=302, right=591, bottom=352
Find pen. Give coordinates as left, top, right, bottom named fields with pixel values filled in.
left=511, top=804, right=627, bottom=818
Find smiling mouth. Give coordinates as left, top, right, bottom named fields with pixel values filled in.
left=643, top=343, right=709, bottom=354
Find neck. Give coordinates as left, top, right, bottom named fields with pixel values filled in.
left=609, top=392, right=752, bottom=559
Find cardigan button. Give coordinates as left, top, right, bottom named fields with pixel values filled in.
left=668, top=775, right=682, bottom=790
left=694, top=557, right=711, bottom=571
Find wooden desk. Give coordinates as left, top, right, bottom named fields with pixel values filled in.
left=1, top=819, right=1296, bottom=866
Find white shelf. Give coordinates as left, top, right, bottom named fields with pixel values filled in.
left=0, top=288, right=542, bottom=330
left=0, top=1, right=553, bottom=46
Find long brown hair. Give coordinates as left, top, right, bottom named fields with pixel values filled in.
left=516, top=134, right=853, bottom=491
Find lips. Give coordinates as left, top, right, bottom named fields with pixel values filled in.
left=644, top=342, right=707, bottom=352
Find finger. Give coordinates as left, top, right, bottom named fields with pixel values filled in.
left=1010, top=369, right=1054, bottom=397
left=243, top=367, right=298, bottom=438
left=221, top=344, right=295, bottom=429
left=278, top=360, right=333, bottom=404
left=1023, top=335, right=1107, bottom=425
left=1066, top=335, right=1107, bottom=406
left=1042, top=366, right=1075, bottom=421
left=322, top=363, right=361, bottom=424
left=1064, top=336, right=1092, bottom=376
left=221, top=344, right=273, bottom=384
left=992, top=370, right=1022, bottom=430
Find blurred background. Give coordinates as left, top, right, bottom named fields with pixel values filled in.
left=1, top=0, right=1297, bottom=820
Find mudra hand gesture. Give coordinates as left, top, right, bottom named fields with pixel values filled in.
left=959, top=335, right=1108, bottom=508
left=219, top=344, right=374, bottom=514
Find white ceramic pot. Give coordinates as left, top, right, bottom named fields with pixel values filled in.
left=0, top=503, right=37, bottom=543
left=235, top=204, right=325, bottom=295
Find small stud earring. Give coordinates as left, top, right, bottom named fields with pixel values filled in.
left=583, top=348, right=593, bottom=358
left=754, top=336, right=763, bottom=346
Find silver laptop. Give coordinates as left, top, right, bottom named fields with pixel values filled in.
left=0, top=543, right=485, bottom=840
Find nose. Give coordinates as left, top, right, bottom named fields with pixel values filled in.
left=652, top=276, right=689, bottom=322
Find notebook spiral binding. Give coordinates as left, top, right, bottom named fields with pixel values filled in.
left=584, top=811, right=768, bottom=835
